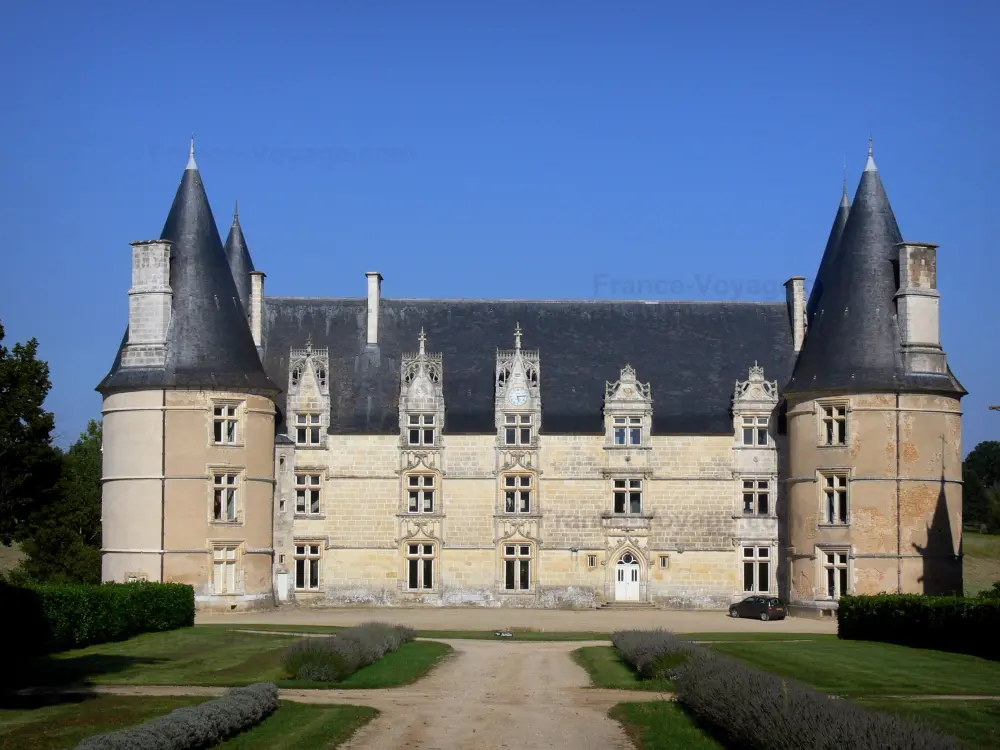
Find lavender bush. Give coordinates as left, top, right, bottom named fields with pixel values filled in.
left=612, top=628, right=696, bottom=680
left=75, top=682, right=278, bottom=750
left=282, top=622, right=416, bottom=682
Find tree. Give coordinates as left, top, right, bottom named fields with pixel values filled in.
left=16, top=420, right=103, bottom=583
left=963, top=441, right=1000, bottom=532
left=0, top=321, right=61, bottom=545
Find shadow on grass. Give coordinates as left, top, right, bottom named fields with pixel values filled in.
left=4, top=654, right=166, bottom=694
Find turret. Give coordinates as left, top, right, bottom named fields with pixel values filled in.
left=224, top=201, right=255, bottom=320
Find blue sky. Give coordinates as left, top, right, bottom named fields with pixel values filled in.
left=0, top=1, right=996, bottom=453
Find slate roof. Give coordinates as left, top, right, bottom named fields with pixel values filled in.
left=805, top=182, right=850, bottom=324
left=224, top=203, right=254, bottom=316
left=787, top=147, right=964, bottom=397
left=261, top=298, right=796, bottom=435
left=97, top=149, right=277, bottom=395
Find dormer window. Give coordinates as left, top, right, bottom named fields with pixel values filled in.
left=317, top=368, right=326, bottom=387
left=613, top=416, right=642, bottom=445
left=295, top=413, right=322, bottom=446
left=504, top=414, right=532, bottom=445
left=291, top=367, right=301, bottom=387
left=742, top=416, right=769, bottom=446
left=408, top=414, right=436, bottom=445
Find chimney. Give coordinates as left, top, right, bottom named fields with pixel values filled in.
left=366, top=272, right=383, bottom=346
left=895, top=242, right=946, bottom=373
left=122, top=240, right=172, bottom=368
left=784, top=276, right=807, bottom=352
left=250, top=270, right=266, bottom=348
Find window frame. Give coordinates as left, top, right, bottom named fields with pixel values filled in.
left=741, top=415, right=770, bottom=446
left=405, top=542, right=435, bottom=591
left=211, top=471, right=240, bottom=523
left=212, top=401, right=242, bottom=446
left=294, top=412, right=323, bottom=446
left=503, top=413, right=533, bottom=446
left=406, top=473, right=437, bottom=514
left=293, top=542, right=322, bottom=591
left=819, top=547, right=851, bottom=600
left=611, top=415, right=644, bottom=446
left=501, top=543, right=533, bottom=592
left=212, top=545, right=240, bottom=595
left=819, top=471, right=850, bottom=525
left=612, top=478, right=643, bottom=515
left=741, top=545, right=771, bottom=594
left=587, top=554, right=598, bottom=568
left=294, top=472, right=323, bottom=516
left=818, top=401, right=848, bottom=446
left=406, top=413, right=437, bottom=446
left=502, top=473, right=533, bottom=514
left=741, top=478, right=771, bottom=516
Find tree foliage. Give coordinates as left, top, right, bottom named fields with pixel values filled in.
left=0, top=321, right=61, bottom=545
left=963, top=441, right=1000, bottom=532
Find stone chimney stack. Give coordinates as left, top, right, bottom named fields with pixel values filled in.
left=895, top=242, right=946, bottom=373
left=122, top=240, right=172, bottom=368
left=784, top=276, right=807, bottom=352
left=366, top=272, right=383, bottom=346
left=250, top=270, right=266, bottom=348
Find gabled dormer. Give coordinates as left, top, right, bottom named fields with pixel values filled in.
left=399, top=329, right=444, bottom=448
left=495, top=323, right=541, bottom=448
left=732, top=362, right=778, bottom=448
left=287, top=338, right=329, bottom=448
left=603, top=364, right=652, bottom=449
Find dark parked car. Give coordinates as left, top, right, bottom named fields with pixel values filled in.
left=729, top=596, right=786, bottom=621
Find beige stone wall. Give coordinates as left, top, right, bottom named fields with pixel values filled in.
left=786, top=392, right=962, bottom=604
left=102, top=388, right=276, bottom=609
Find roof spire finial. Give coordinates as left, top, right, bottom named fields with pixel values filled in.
left=514, top=322, right=522, bottom=350
left=418, top=327, right=426, bottom=355
left=186, top=134, right=198, bottom=171
left=841, top=156, right=850, bottom=207
left=864, top=134, right=877, bottom=172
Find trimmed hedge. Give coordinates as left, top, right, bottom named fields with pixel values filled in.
left=75, top=682, right=279, bottom=750
left=283, top=622, right=415, bottom=682
left=838, top=593, right=1000, bottom=661
left=612, top=629, right=963, bottom=750
left=611, top=629, right=695, bottom=680
left=2, top=580, right=195, bottom=657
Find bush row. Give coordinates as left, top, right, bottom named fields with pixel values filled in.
left=611, top=629, right=696, bottom=680
left=612, top=629, right=962, bottom=750
left=837, top=594, right=1000, bottom=661
left=76, top=682, right=279, bottom=750
left=283, top=622, right=416, bottom=682
left=2, top=581, right=195, bottom=656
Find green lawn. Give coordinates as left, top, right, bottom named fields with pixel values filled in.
left=709, top=639, right=1000, bottom=696
left=856, top=699, right=1000, bottom=750
left=21, top=628, right=451, bottom=689
left=216, top=702, right=378, bottom=750
left=572, top=646, right=674, bottom=692
left=609, top=702, right=723, bottom=749
left=203, top=624, right=611, bottom=641
left=681, top=633, right=836, bottom=643
left=0, top=695, right=207, bottom=750
left=964, top=531, right=1000, bottom=596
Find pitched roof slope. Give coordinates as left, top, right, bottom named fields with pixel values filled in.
left=787, top=149, right=963, bottom=396
left=805, top=182, right=850, bottom=324
left=97, top=149, right=277, bottom=395
left=224, top=202, right=254, bottom=316
left=261, top=298, right=796, bottom=435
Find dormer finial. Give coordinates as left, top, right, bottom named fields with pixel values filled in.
left=186, top=134, right=197, bottom=170
left=305, top=335, right=312, bottom=354
left=514, top=322, right=522, bottom=350
left=418, top=327, right=427, bottom=355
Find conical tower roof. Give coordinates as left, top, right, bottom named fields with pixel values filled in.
left=805, top=176, right=851, bottom=324
left=787, top=141, right=963, bottom=396
left=98, top=141, right=277, bottom=394
left=224, top=201, right=254, bottom=317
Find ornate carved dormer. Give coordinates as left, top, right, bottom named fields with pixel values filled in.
left=287, top=338, right=330, bottom=447
left=603, top=364, right=653, bottom=449
left=495, top=323, right=541, bottom=451
left=399, top=328, right=445, bottom=452
left=732, top=362, right=779, bottom=522
left=732, top=362, right=779, bottom=433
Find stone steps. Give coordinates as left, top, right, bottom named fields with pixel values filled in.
left=598, top=601, right=660, bottom=610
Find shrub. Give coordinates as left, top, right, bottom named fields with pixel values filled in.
left=838, top=593, right=1000, bottom=661
left=611, top=629, right=695, bottom=680
left=75, top=682, right=279, bottom=750
left=282, top=622, right=415, bottom=682
left=2, top=580, right=194, bottom=657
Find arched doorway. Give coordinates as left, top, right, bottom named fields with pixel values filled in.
left=615, top=551, right=641, bottom=601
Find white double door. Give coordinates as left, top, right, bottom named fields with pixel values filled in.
left=615, top=561, right=641, bottom=601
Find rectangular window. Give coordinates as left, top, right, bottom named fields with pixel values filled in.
left=742, top=479, right=770, bottom=515
left=295, top=413, right=322, bottom=446
left=613, top=416, right=643, bottom=445
left=213, top=404, right=239, bottom=444
left=587, top=554, right=597, bottom=568
left=503, top=544, right=532, bottom=591
left=741, top=416, right=769, bottom=446
left=821, top=404, right=847, bottom=445
left=822, top=473, right=849, bottom=524
left=294, top=544, right=321, bottom=590
left=613, top=479, right=642, bottom=514
left=503, top=474, right=532, bottom=513
left=660, top=555, right=669, bottom=568
left=407, top=414, right=436, bottom=445
left=823, top=550, right=850, bottom=599
left=405, top=543, right=434, bottom=590
left=742, top=546, right=770, bottom=593
left=504, top=414, right=533, bottom=445
left=212, top=473, right=239, bottom=521
left=212, top=546, right=238, bottom=594
left=407, top=474, right=435, bottom=513
left=295, top=474, right=322, bottom=514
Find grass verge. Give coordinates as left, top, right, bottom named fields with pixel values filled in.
left=0, top=695, right=207, bottom=750
left=855, top=698, right=1000, bottom=750
left=572, top=646, right=673, bottom=692
left=280, top=641, right=452, bottom=689
left=201, top=624, right=612, bottom=641
left=709, top=638, right=1000, bottom=696
left=216, top=701, right=378, bottom=749
left=609, top=702, right=723, bottom=749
